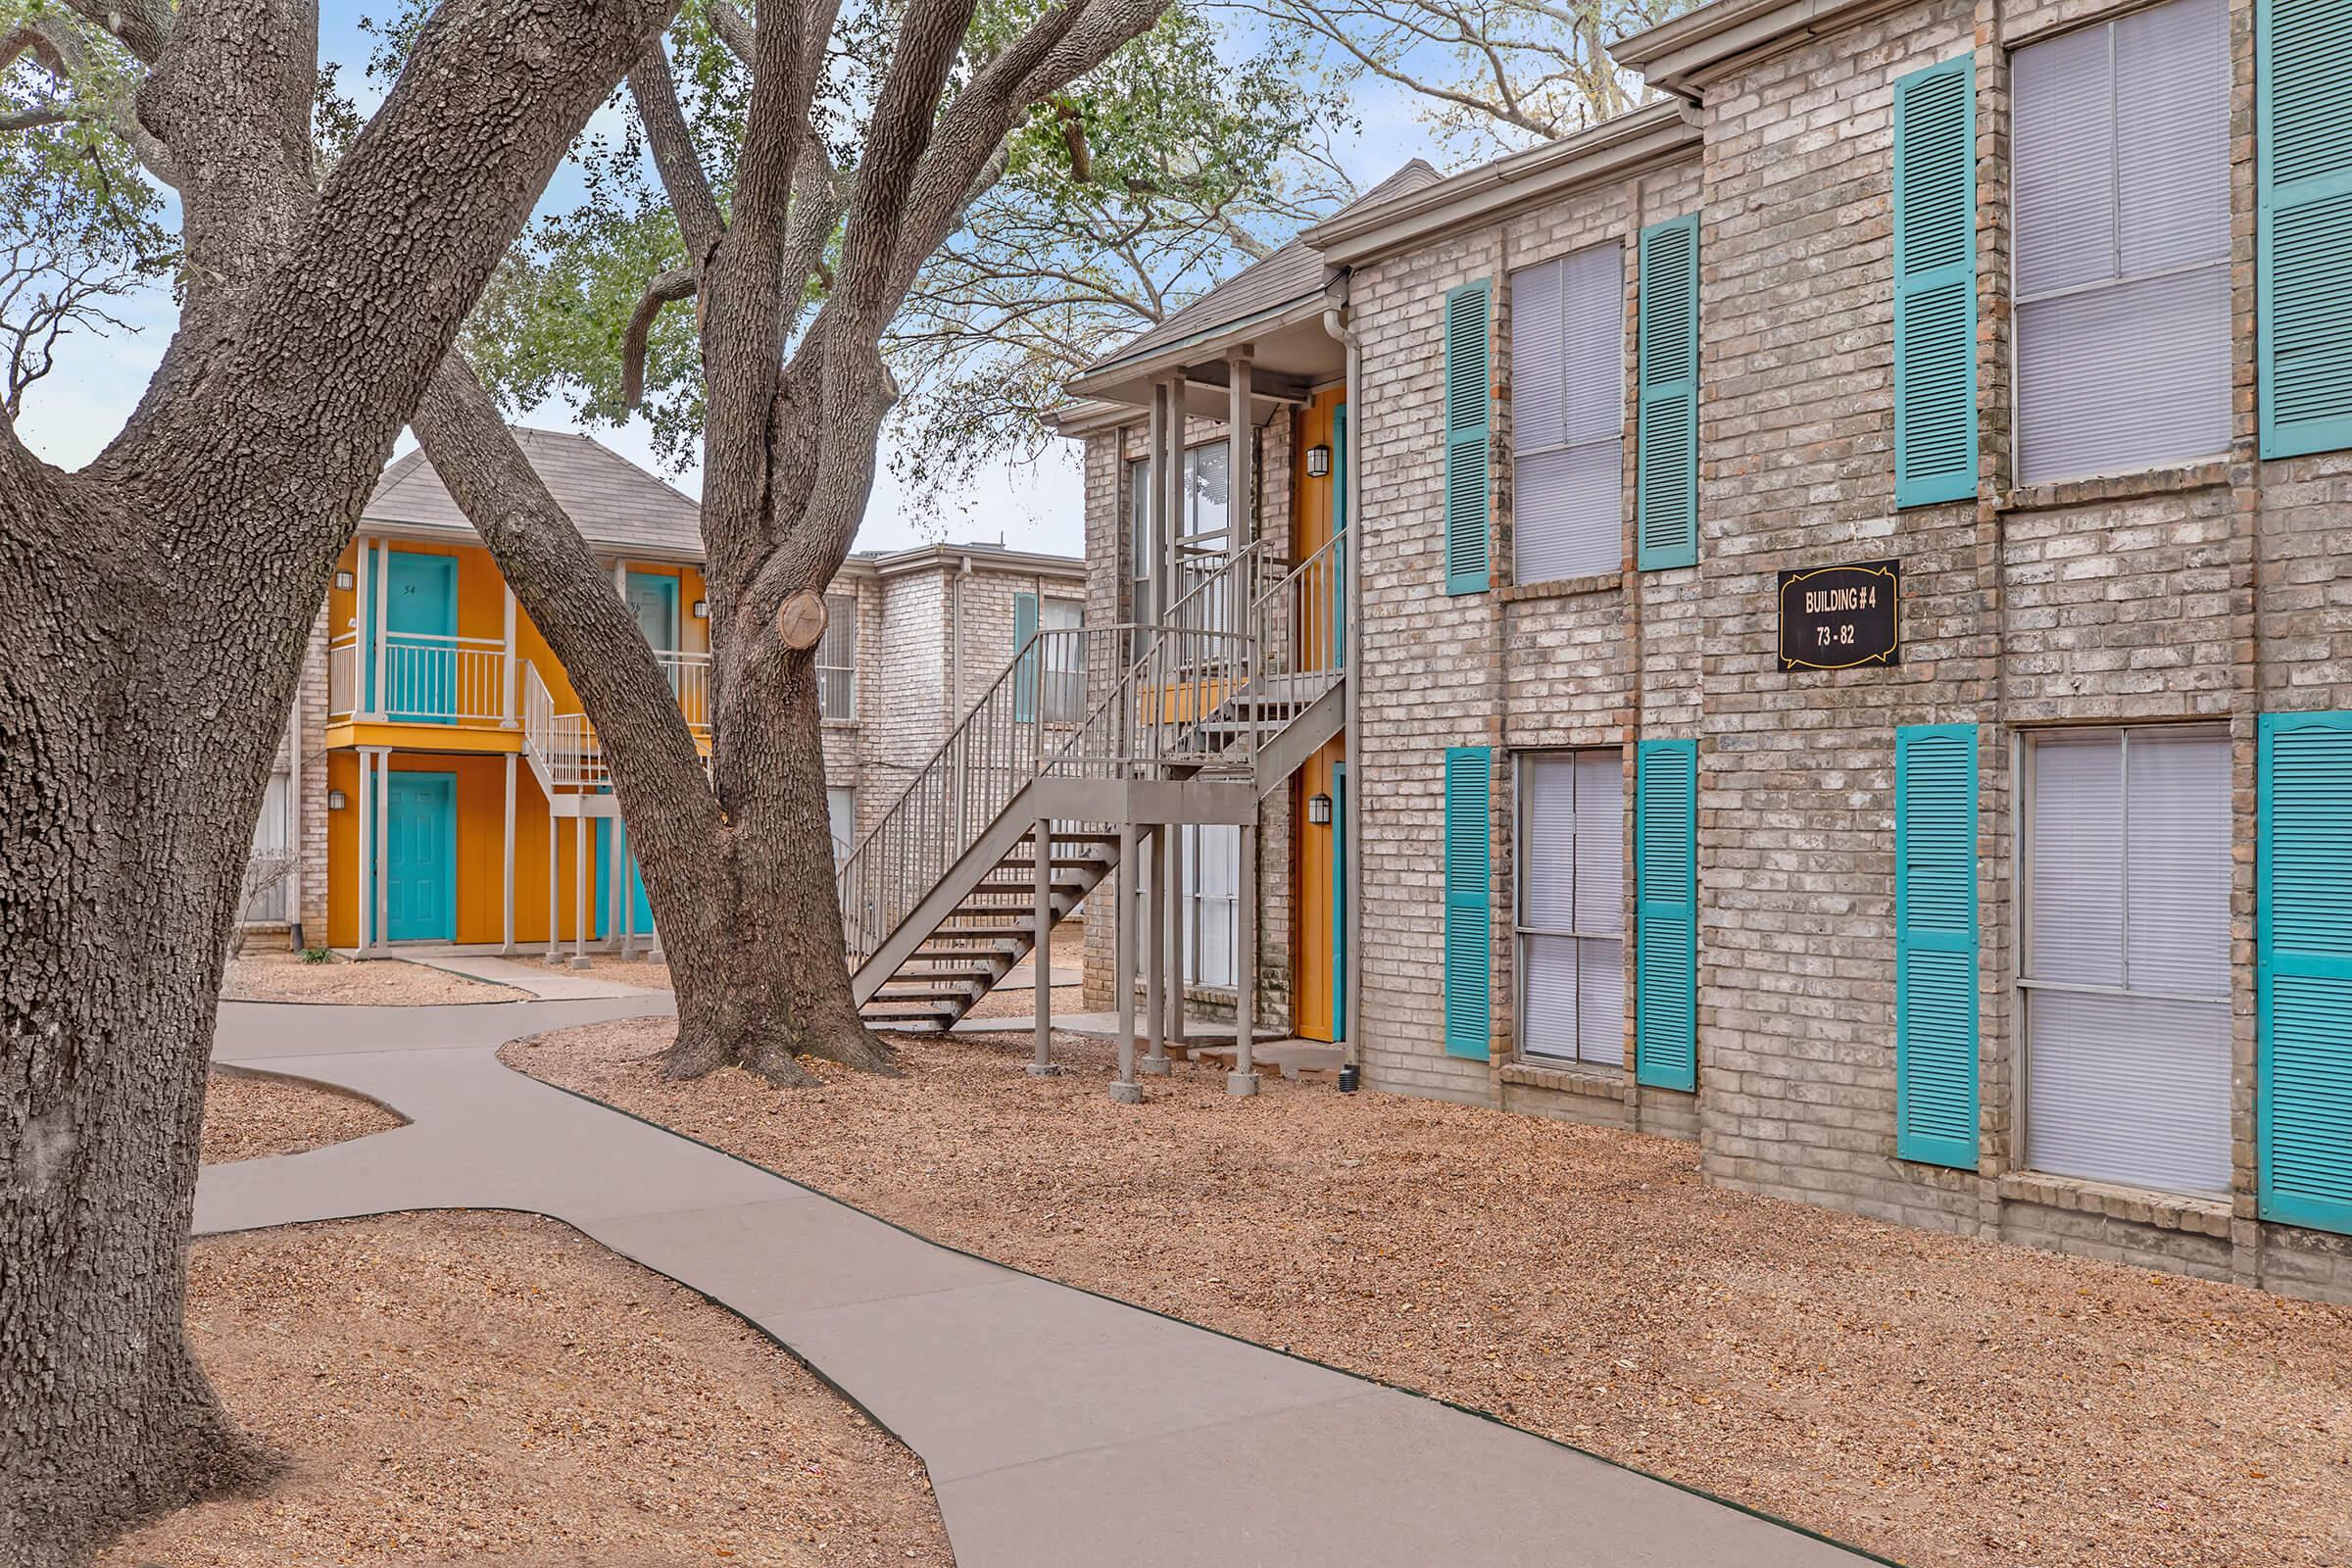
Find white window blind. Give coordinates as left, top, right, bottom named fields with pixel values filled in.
left=1518, top=751, right=1626, bottom=1066
left=2023, top=727, right=2231, bottom=1196
left=827, top=786, right=857, bottom=865
left=816, top=593, right=858, bottom=719
left=1510, top=245, right=1625, bottom=584
left=1182, top=823, right=1242, bottom=989
left=1040, top=599, right=1084, bottom=722
left=2012, top=0, right=2230, bottom=484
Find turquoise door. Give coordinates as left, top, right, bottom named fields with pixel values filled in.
left=373, top=552, right=458, bottom=720
left=593, top=819, right=655, bottom=939
left=384, top=771, right=457, bottom=942
left=1332, top=761, right=1348, bottom=1040
left=626, top=571, right=679, bottom=651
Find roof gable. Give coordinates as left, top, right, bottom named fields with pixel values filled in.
left=362, top=426, right=704, bottom=559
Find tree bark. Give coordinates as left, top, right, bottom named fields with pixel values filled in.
left=1, top=0, right=681, bottom=1555
left=411, top=357, right=890, bottom=1085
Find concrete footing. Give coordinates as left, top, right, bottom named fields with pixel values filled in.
left=1109, top=1080, right=1145, bottom=1104
left=1226, top=1071, right=1260, bottom=1098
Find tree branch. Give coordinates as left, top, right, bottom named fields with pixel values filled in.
left=628, top=47, right=725, bottom=264
left=620, top=265, right=697, bottom=411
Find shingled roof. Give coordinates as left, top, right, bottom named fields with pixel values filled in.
left=363, top=426, right=704, bottom=560
left=1081, top=160, right=1445, bottom=378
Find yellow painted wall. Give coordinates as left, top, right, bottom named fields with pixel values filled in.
left=1291, top=384, right=1348, bottom=1042
left=326, top=750, right=600, bottom=950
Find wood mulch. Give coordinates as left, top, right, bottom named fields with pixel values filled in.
left=507, top=1017, right=2352, bottom=1568
left=224, top=950, right=528, bottom=1005
left=202, top=1070, right=406, bottom=1164
left=98, top=1211, right=954, bottom=1568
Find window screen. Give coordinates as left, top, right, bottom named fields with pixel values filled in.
left=1511, top=245, right=1625, bottom=584
left=1518, top=751, right=1627, bottom=1066
left=1040, top=599, right=1084, bottom=722
left=2012, top=0, right=2230, bottom=484
left=2023, top=727, right=2231, bottom=1195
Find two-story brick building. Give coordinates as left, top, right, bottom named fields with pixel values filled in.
left=1058, top=0, right=2352, bottom=1300
left=244, top=427, right=1081, bottom=961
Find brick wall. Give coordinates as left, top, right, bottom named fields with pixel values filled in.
left=1334, top=0, right=2352, bottom=1300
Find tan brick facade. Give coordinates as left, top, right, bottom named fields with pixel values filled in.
left=1061, top=0, right=2352, bottom=1300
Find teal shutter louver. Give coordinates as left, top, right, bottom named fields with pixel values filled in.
left=1892, top=55, right=1979, bottom=507
left=1894, top=723, right=1980, bottom=1169
left=2258, top=0, right=2352, bottom=459
left=1443, top=280, right=1492, bottom=594
left=2259, top=712, right=2352, bottom=1234
left=1634, top=738, right=1696, bottom=1090
left=1636, top=215, right=1700, bottom=570
left=1012, top=591, right=1039, bottom=723
left=1443, top=746, right=1494, bottom=1058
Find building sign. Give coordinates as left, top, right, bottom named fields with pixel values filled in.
left=1778, top=560, right=1900, bottom=672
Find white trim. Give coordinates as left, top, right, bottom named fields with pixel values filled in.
left=502, top=754, right=517, bottom=954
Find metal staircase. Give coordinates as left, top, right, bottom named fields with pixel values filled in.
left=838, top=533, right=1348, bottom=1035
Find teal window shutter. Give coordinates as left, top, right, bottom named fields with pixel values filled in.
left=1894, top=723, right=1980, bottom=1169
left=1892, top=55, right=1978, bottom=507
left=1636, top=215, right=1700, bottom=570
left=2259, top=711, right=2352, bottom=1234
left=1012, top=591, right=1039, bottom=723
left=1443, top=746, right=1493, bottom=1057
left=1443, top=281, right=1492, bottom=594
left=1634, top=738, right=1696, bottom=1090
left=2258, top=0, right=2352, bottom=459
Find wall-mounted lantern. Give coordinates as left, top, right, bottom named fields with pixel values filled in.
left=1307, top=792, right=1333, bottom=825
left=692, top=599, right=709, bottom=619
left=328, top=790, right=349, bottom=811
left=334, top=570, right=355, bottom=591
left=1305, top=445, right=1333, bottom=478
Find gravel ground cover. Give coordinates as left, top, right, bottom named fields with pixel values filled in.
left=508, top=1016, right=2352, bottom=1568
left=225, top=949, right=529, bottom=1004
left=202, top=1070, right=406, bottom=1163
left=99, top=1211, right=953, bottom=1567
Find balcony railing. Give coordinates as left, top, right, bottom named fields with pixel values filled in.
left=328, top=629, right=710, bottom=742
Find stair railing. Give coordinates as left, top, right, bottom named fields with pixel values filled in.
left=1250, top=529, right=1348, bottom=713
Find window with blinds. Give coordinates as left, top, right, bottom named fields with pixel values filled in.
left=816, top=593, right=858, bottom=719
left=2022, top=726, right=2232, bottom=1196
left=1040, top=598, right=1084, bottom=722
left=2012, top=0, right=2231, bottom=485
left=1182, top=823, right=1242, bottom=989
left=1129, top=444, right=1231, bottom=615
left=1510, top=245, right=1626, bottom=584
left=1516, top=751, right=1627, bottom=1067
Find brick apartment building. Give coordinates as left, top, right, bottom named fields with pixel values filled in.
left=1058, top=0, right=2352, bottom=1300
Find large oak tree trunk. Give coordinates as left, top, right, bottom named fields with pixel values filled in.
left=0, top=469, right=290, bottom=1565
left=1, top=0, right=681, bottom=1554
left=411, top=358, right=889, bottom=1088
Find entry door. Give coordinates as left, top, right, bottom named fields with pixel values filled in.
left=384, top=771, right=457, bottom=942
left=626, top=571, right=679, bottom=651
left=380, top=552, right=458, bottom=721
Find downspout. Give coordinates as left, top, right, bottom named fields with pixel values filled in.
left=286, top=672, right=305, bottom=952
left=1322, top=295, right=1364, bottom=1079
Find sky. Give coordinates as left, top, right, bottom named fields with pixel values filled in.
left=19, top=2, right=1454, bottom=563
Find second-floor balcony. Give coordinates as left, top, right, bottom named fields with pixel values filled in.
left=328, top=629, right=710, bottom=739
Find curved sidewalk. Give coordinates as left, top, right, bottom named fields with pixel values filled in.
left=202, top=999, right=1885, bottom=1568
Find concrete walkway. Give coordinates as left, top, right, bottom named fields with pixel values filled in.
left=399, top=951, right=662, bottom=1000
left=202, top=999, right=1882, bottom=1568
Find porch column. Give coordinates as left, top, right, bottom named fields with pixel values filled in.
left=1164, top=820, right=1186, bottom=1050
left=1227, top=347, right=1254, bottom=563
left=501, top=586, right=518, bottom=727
left=1110, top=823, right=1142, bottom=1103
left=1161, top=375, right=1184, bottom=620
left=572, top=814, right=590, bottom=967
left=1028, top=816, right=1057, bottom=1077
left=613, top=817, right=632, bottom=960
left=1230, top=821, right=1259, bottom=1097
left=354, top=749, right=373, bottom=953
left=1142, top=825, right=1167, bottom=1074
left=371, top=746, right=390, bottom=955
left=352, top=535, right=374, bottom=718
left=502, top=754, right=516, bottom=953
left=545, top=811, right=562, bottom=964
left=1147, top=381, right=1172, bottom=626
left=370, top=539, right=390, bottom=719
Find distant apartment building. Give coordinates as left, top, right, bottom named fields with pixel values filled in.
left=244, top=427, right=1080, bottom=958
